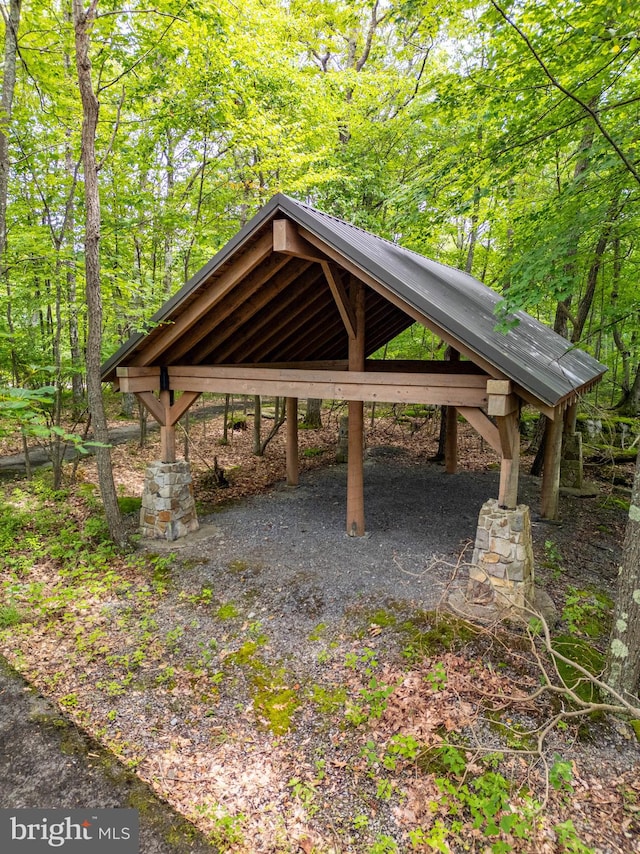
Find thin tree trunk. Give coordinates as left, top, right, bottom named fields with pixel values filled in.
left=253, top=395, right=262, bottom=455
left=73, top=0, right=125, bottom=547
left=570, top=192, right=622, bottom=344
left=0, top=0, right=22, bottom=389
left=604, top=450, right=640, bottom=698
left=303, top=398, right=322, bottom=429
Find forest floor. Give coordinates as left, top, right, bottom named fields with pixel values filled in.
left=0, top=402, right=639, bottom=853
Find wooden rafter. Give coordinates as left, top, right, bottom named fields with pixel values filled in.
left=222, top=273, right=326, bottom=363
left=188, top=257, right=313, bottom=364
left=239, top=273, right=329, bottom=362
left=163, top=252, right=294, bottom=364
left=131, top=232, right=273, bottom=367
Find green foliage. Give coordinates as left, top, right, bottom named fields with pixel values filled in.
left=562, top=587, right=613, bottom=638
left=551, top=635, right=606, bottom=704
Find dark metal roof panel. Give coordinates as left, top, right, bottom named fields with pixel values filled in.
left=275, top=195, right=606, bottom=407
left=102, top=193, right=606, bottom=407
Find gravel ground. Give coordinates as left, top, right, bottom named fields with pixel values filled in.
left=160, top=451, right=515, bottom=656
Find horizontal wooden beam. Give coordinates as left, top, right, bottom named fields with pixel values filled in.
left=148, top=365, right=488, bottom=406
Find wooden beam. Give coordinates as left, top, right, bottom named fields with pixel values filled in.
left=541, top=408, right=563, bottom=519
left=220, top=267, right=326, bottom=362
left=321, top=261, right=356, bottom=338
left=131, top=232, right=273, bottom=367
left=161, top=365, right=489, bottom=406
left=496, top=409, right=520, bottom=509
left=457, top=407, right=502, bottom=456
left=273, top=219, right=326, bottom=262
left=187, top=258, right=312, bottom=363
left=167, top=391, right=202, bottom=426
left=118, top=374, right=161, bottom=393
left=135, top=390, right=165, bottom=425
left=286, top=397, right=299, bottom=487
left=165, top=253, right=294, bottom=363
left=347, top=278, right=366, bottom=536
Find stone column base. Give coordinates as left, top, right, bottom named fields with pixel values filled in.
left=467, top=498, right=535, bottom=613
left=140, top=460, right=199, bottom=541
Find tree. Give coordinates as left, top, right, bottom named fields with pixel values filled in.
left=604, top=451, right=640, bottom=698
left=73, top=0, right=125, bottom=546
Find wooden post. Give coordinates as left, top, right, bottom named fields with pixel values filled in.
left=444, top=349, right=459, bottom=474
left=159, top=390, right=176, bottom=463
left=444, top=407, right=458, bottom=474
left=347, top=278, right=366, bottom=536
left=497, top=408, right=520, bottom=509
left=286, top=396, right=299, bottom=486
left=541, top=408, right=563, bottom=519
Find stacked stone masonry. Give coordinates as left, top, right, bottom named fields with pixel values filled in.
left=140, top=460, right=199, bottom=541
left=469, top=498, right=535, bottom=612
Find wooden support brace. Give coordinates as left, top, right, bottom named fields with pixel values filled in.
left=135, top=390, right=165, bottom=425
left=167, top=391, right=202, bottom=426
left=457, top=406, right=502, bottom=456
left=321, top=261, right=356, bottom=338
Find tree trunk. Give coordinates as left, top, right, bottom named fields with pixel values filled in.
left=0, top=0, right=22, bottom=389
left=0, top=0, right=21, bottom=262
left=253, top=395, right=262, bottom=455
left=604, top=450, right=640, bottom=699
left=73, top=0, right=126, bottom=547
left=303, top=398, right=322, bottom=429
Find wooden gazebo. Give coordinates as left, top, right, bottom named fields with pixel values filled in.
left=102, top=194, right=605, bottom=536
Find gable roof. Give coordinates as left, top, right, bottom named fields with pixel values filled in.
left=102, top=193, right=606, bottom=408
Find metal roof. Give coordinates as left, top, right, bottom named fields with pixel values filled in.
left=102, top=193, right=606, bottom=408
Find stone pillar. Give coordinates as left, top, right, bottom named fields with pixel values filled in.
left=140, top=460, right=199, bottom=541
left=468, top=498, right=535, bottom=612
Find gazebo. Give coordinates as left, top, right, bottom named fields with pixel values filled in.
left=102, top=194, right=605, bottom=608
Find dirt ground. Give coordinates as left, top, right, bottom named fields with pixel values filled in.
left=1, top=405, right=639, bottom=853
